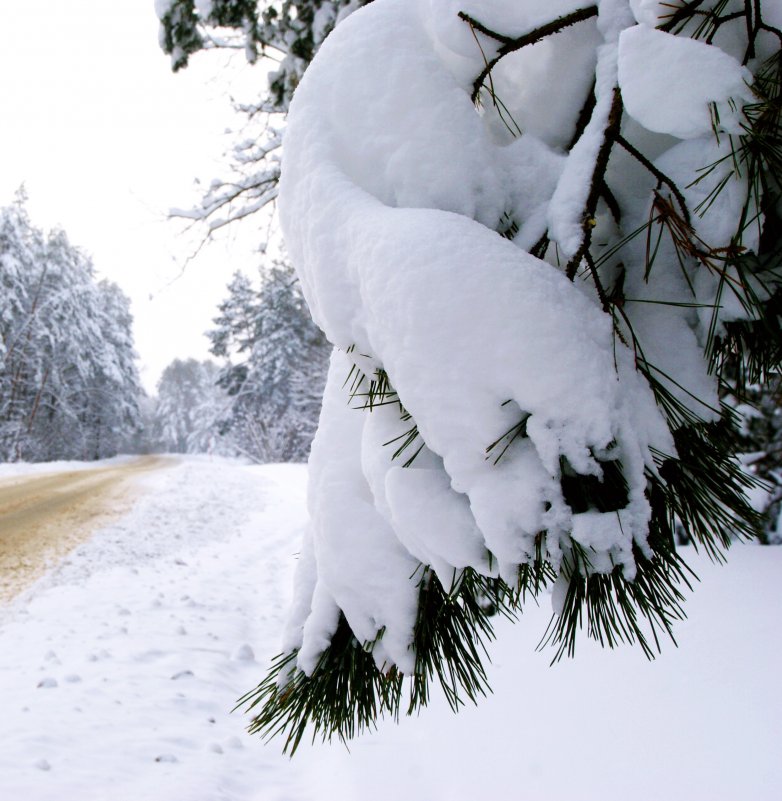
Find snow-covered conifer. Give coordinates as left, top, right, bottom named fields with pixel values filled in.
left=0, top=199, right=142, bottom=461
left=152, top=358, right=226, bottom=453
left=208, top=261, right=329, bottom=461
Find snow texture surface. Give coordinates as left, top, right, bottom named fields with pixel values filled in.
left=0, top=457, right=780, bottom=800
left=618, top=25, right=753, bottom=140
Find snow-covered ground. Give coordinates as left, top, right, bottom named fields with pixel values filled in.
left=0, top=456, right=779, bottom=801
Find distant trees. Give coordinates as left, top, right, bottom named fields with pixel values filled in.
left=149, top=263, right=328, bottom=463
left=207, top=261, right=329, bottom=462
left=154, top=3, right=339, bottom=464
left=0, top=195, right=144, bottom=462
left=151, top=358, right=228, bottom=453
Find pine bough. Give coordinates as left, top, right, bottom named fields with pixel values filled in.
left=235, top=0, right=782, bottom=752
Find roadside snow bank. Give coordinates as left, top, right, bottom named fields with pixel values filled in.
left=0, top=458, right=309, bottom=801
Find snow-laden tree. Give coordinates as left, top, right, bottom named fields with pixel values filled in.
left=156, top=0, right=369, bottom=240
left=0, top=198, right=142, bottom=461
left=152, top=358, right=227, bottom=453
left=208, top=261, right=329, bottom=462
left=86, top=280, right=147, bottom=459
left=0, top=194, right=46, bottom=458
left=233, top=0, right=782, bottom=751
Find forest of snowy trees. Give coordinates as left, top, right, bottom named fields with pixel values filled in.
left=206, top=261, right=329, bottom=462
left=0, top=195, right=326, bottom=465
left=0, top=194, right=143, bottom=462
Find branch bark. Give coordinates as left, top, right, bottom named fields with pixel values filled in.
left=566, top=88, right=624, bottom=280
left=459, top=6, right=599, bottom=104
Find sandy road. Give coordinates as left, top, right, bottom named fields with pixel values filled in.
left=0, top=456, right=175, bottom=603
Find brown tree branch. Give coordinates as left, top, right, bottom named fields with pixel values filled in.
left=566, top=88, right=624, bottom=280
left=456, top=11, right=513, bottom=44
left=614, top=134, right=692, bottom=227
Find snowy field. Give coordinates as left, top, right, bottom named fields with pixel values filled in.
left=0, top=456, right=780, bottom=801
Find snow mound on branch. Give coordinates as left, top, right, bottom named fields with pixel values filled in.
left=629, top=0, right=668, bottom=27
left=279, top=0, right=675, bottom=674
left=618, top=26, right=754, bottom=140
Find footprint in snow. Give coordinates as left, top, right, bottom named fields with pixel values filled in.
left=231, top=644, right=255, bottom=662
left=171, top=670, right=194, bottom=680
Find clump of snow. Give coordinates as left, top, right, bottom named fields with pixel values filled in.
left=618, top=26, right=754, bottom=139
left=153, top=0, right=175, bottom=19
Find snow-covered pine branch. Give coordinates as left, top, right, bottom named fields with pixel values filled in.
left=233, top=0, right=782, bottom=752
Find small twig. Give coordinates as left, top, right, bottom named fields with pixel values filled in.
left=614, top=133, right=692, bottom=227
left=744, top=0, right=756, bottom=63
left=584, top=250, right=611, bottom=312
left=660, top=0, right=708, bottom=33
left=751, top=0, right=782, bottom=52
left=600, top=183, right=622, bottom=224
left=760, top=21, right=782, bottom=44
left=457, top=12, right=513, bottom=44
left=705, top=11, right=745, bottom=44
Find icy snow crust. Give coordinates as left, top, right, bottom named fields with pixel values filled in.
left=279, top=0, right=765, bottom=674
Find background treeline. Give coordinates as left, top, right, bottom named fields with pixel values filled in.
left=0, top=195, right=328, bottom=466
left=1, top=192, right=779, bottom=542
left=0, top=193, right=143, bottom=461
left=151, top=261, right=329, bottom=463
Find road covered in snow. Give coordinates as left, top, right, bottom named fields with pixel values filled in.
left=0, top=456, right=780, bottom=801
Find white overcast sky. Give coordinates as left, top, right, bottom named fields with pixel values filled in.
left=0, top=0, right=264, bottom=392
